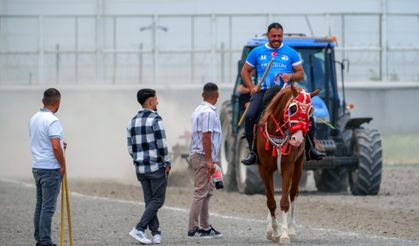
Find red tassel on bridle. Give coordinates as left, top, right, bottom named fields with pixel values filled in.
left=260, top=127, right=271, bottom=151
left=265, top=140, right=270, bottom=151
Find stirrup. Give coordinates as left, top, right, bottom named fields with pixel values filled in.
left=241, top=151, right=258, bottom=165
left=307, top=148, right=325, bottom=160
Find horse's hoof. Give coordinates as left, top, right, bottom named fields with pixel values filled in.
left=280, top=235, right=291, bottom=244
left=266, top=229, right=273, bottom=241
left=266, top=232, right=280, bottom=243
left=266, top=232, right=272, bottom=241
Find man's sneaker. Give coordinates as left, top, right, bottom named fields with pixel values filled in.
left=151, top=234, right=161, bottom=244
left=129, top=227, right=152, bottom=244
left=201, top=225, right=223, bottom=238
left=187, top=227, right=203, bottom=238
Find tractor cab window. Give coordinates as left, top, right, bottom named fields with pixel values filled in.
left=297, top=48, right=335, bottom=100
left=297, top=47, right=339, bottom=124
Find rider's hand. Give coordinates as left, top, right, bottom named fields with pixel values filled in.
left=250, top=86, right=258, bottom=96
left=280, top=73, right=293, bottom=83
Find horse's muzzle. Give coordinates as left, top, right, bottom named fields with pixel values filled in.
left=289, top=130, right=304, bottom=147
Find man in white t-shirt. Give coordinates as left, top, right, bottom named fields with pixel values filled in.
left=29, top=88, right=66, bottom=246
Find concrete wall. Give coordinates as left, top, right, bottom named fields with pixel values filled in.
left=1, top=83, right=418, bottom=182
left=343, top=82, right=419, bottom=133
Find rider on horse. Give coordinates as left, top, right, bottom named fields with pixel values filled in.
left=240, top=22, right=325, bottom=165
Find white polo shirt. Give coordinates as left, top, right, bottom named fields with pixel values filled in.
left=189, top=101, right=222, bottom=163
left=29, top=108, right=64, bottom=169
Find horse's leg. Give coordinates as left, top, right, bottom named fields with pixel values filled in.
left=287, top=200, right=296, bottom=240
left=258, top=164, right=279, bottom=242
left=279, top=159, right=293, bottom=244
left=288, top=153, right=304, bottom=241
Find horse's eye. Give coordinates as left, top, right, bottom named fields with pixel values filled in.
left=289, top=104, right=297, bottom=116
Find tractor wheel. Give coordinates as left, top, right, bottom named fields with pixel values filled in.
left=314, top=167, right=348, bottom=193
left=235, top=129, right=264, bottom=194
left=219, top=100, right=237, bottom=191
left=349, top=128, right=383, bottom=195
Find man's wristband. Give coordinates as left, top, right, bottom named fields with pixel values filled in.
left=290, top=73, right=294, bottom=81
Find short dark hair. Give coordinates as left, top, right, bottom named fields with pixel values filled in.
left=137, top=88, right=156, bottom=105
left=267, top=22, right=283, bottom=33
left=203, top=82, right=218, bottom=94
left=42, top=88, right=61, bottom=106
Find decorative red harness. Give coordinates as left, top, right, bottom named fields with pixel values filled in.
left=260, top=90, right=313, bottom=157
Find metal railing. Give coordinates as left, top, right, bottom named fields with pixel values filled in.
left=1, top=12, right=419, bottom=85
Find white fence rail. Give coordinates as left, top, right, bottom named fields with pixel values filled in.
left=1, top=13, right=419, bottom=85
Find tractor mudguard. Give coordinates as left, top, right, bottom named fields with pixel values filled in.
left=345, top=117, right=372, bottom=129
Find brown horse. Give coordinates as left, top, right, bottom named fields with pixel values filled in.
left=256, top=83, right=319, bottom=243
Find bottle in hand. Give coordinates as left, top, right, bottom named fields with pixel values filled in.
left=212, top=164, right=224, bottom=189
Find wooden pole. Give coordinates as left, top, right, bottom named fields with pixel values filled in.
left=60, top=172, right=74, bottom=246
left=60, top=180, right=65, bottom=246
left=237, top=58, right=274, bottom=127
left=64, top=174, right=74, bottom=246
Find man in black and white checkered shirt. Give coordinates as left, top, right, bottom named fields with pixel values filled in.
left=127, top=88, right=171, bottom=245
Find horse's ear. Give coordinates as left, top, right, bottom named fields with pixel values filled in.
left=290, top=82, right=298, bottom=97
left=310, top=88, right=321, bottom=98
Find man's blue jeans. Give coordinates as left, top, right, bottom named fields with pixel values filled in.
left=32, top=168, right=62, bottom=245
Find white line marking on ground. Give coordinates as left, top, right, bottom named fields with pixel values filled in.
left=0, top=178, right=411, bottom=242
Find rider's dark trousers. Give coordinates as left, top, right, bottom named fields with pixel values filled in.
left=305, top=117, right=317, bottom=150
left=244, top=90, right=266, bottom=149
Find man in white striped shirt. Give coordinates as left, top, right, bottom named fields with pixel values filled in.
left=188, top=82, right=223, bottom=239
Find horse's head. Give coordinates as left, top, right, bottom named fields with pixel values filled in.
left=261, top=84, right=320, bottom=148
left=285, top=84, right=320, bottom=147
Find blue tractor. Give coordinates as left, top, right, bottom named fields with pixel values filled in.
left=219, top=35, right=383, bottom=195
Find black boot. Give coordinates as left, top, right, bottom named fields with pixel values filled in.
left=241, top=151, right=258, bottom=165
left=306, top=144, right=326, bottom=160
left=242, top=118, right=259, bottom=165
left=306, top=118, right=326, bottom=161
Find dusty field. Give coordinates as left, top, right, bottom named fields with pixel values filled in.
left=66, top=165, right=419, bottom=241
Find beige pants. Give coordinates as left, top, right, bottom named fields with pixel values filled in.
left=188, top=153, right=214, bottom=230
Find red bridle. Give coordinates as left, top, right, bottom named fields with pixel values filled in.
left=283, top=90, right=313, bottom=136
left=261, top=89, right=314, bottom=156
left=269, top=90, right=313, bottom=137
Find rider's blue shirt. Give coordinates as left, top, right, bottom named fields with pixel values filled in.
left=246, top=43, right=301, bottom=90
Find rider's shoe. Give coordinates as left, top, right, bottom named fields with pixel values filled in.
left=241, top=151, right=258, bottom=165
left=307, top=147, right=326, bottom=161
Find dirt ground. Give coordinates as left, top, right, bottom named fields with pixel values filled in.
left=64, top=165, right=419, bottom=241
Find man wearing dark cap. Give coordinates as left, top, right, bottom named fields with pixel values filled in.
left=127, top=88, right=171, bottom=245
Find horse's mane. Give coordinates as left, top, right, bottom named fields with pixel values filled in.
left=260, top=86, right=301, bottom=125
